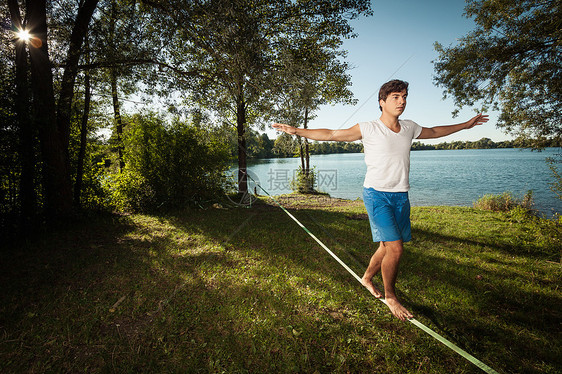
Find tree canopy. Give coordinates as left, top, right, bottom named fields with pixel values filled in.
left=433, top=0, right=561, bottom=144
left=144, top=0, right=371, bottom=192
left=1, top=0, right=371, bottom=234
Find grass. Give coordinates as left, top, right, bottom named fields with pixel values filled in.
left=0, top=195, right=560, bottom=373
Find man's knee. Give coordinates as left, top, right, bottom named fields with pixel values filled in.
left=381, top=240, right=403, bottom=256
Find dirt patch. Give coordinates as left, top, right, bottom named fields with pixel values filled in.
left=263, top=194, right=363, bottom=210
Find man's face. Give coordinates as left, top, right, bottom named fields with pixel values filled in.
left=380, top=90, right=407, bottom=117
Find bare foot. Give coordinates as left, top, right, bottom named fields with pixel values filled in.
left=361, top=277, right=383, bottom=298
left=385, top=297, right=413, bottom=321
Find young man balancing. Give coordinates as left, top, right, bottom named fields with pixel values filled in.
left=272, top=79, right=489, bottom=321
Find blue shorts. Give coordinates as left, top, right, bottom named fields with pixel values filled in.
left=363, top=188, right=412, bottom=243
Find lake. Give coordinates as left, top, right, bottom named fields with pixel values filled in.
left=236, top=148, right=562, bottom=217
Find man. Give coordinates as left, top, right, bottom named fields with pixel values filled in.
left=272, top=79, right=488, bottom=321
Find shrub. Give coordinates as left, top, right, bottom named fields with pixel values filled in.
left=290, top=166, right=316, bottom=194
left=474, top=190, right=534, bottom=214
left=105, top=113, right=230, bottom=212
left=77, top=144, right=113, bottom=211
left=103, top=169, right=155, bottom=212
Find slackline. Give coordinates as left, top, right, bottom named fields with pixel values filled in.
left=245, top=173, right=499, bottom=374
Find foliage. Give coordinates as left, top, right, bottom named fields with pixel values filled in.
left=433, top=0, right=561, bottom=144
left=272, top=132, right=299, bottom=158
left=244, top=129, right=275, bottom=159
left=274, top=34, right=357, bottom=125
left=473, top=190, right=535, bottom=213
left=411, top=137, right=560, bottom=151
left=290, top=166, right=316, bottom=194
left=251, top=132, right=365, bottom=159
left=2, top=0, right=100, bottom=223
left=144, top=0, right=371, bottom=192
left=103, top=168, right=155, bottom=212
left=105, top=113, right=230, bottom=212
left=273, top=26, right=359, bottom=173
left=227, top=131, right=364, bottom=159
left=309, top=140, right=363, bottom=155
left=2, top=0, right=372, bottom=230
left=0, top=49, right=19, bottom=228
left=71, top=143, right=110, bottom=211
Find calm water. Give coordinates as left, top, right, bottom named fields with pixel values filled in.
left=238, top=148, right=561, bottom=216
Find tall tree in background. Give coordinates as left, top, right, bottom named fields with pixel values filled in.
left=276, top=35, right=356, bottom=185
left=146, top=0, right=371, bottom=193
left=88, top=0, right=152, bottom=171
left=433, top=0, right=561, bottom=143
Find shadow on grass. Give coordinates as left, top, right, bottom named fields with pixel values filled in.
left=1, top=204, right=560, bottom=373
left=401, top=229, right=562, bottom=373
left=0, top=210, right=408, bottom=372
left=163, top=203, right=560, bottom=373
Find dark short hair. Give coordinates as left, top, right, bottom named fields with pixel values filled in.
left=378, top=79, right=409, bottom=111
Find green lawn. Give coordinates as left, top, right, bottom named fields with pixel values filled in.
left=1, top=195, right=560, bottom=373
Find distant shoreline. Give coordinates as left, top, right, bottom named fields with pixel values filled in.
left=248, top=137, right=559, bottom=160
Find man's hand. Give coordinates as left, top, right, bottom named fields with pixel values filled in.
left=272, top=123, right=297, bottom=135
left=418, top=113, right=490, bottom=139
left=464, top=113, right=489, bottom=129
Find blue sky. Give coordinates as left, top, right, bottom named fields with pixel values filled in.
left=276, top=0, right=512, bottom=144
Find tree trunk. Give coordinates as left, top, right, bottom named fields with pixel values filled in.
left=299, top=139, right=305, bottom=172
left=27, top=0, right=73, bottom=221
left=236, top=97, right=247, bottom=193
left=74, top=38, right=91, bottom=208
left=56, top=0, right=98, bottom=149
left=8, top=0, right=36, bottom=230
left=304, top=107, right=310, bottom=177
left=110, top=70, right=125, bottom=171
left=26, top=0, right=98, bottom=222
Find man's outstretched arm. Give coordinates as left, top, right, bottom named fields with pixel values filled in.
left=272, top=123, right=362, bottom=142
left=417, top=113, right=489, bottom=139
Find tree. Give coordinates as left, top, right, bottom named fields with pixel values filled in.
left=273, top=132, right=298, bottom=158
left=87, top=0, right=154, bottom=172
left=0, top=3, right=23, bottom=236
left=74, top=35, right=92, bottom=208
left=433, top=0, right=561, bottom=143
left=145, top=0, right=371, bottom=193
left=7, top=0, right=36, bottom=230
left=6, top=0, right=99, bottom=223
left=275, top=32, right=356, bottom=189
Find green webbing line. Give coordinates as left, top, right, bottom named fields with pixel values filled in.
left=245, top=173, right=499, bottom=374
left=408, top=319, right=499, bottom=373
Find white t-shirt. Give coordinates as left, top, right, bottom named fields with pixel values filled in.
left=359, top=119, right=422, bottom=192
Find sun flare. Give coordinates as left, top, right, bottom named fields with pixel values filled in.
left=16, top=29, right=31, bottom=42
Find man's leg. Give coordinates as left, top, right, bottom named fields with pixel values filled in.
left=380, top=240, right=413, bottom=321
left=361, top=243, right=385, bottom=298
left=362, top=188, right=413, bottom=320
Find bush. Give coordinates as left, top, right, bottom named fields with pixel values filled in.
left=105, top=113, right=230, bottom=212
left=473, top=190, right=535, bottom=214
left=77, top=144, right=113, bottom=211
left=290, top=166, right=316, bottom=194
left=103, top=169, right=155, bottom=212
